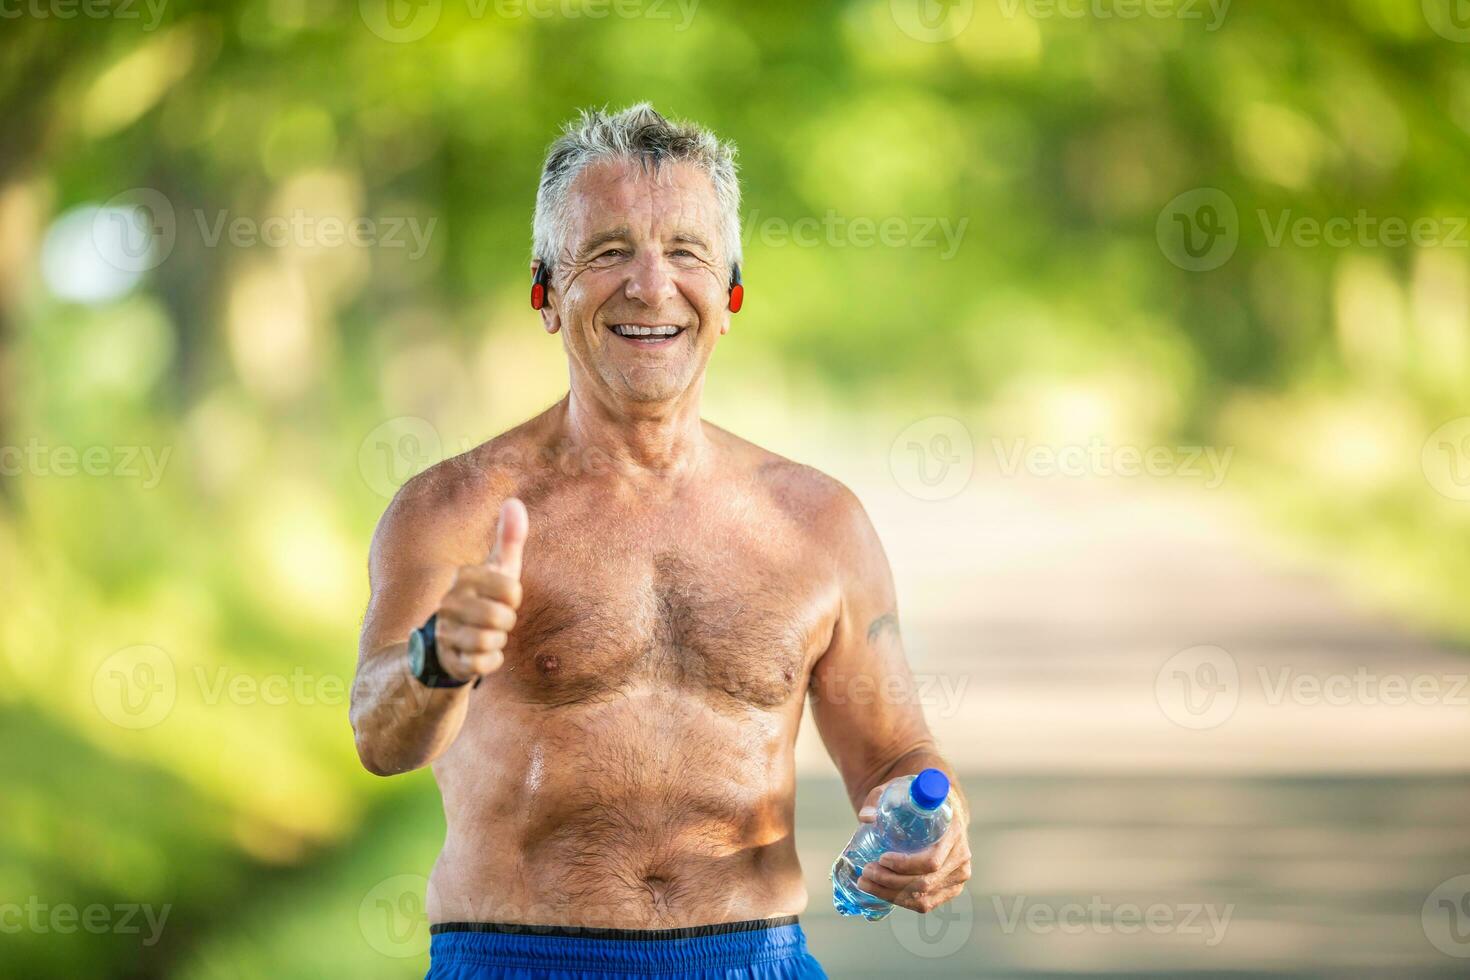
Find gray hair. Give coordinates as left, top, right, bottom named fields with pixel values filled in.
left=532, top=102, right=742, bottom=278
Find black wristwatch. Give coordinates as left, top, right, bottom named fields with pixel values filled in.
left=407, top=614, right=471, bottom=688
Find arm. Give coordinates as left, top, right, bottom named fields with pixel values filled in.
left=807, top=488, right=972, bottom=913
left=349, top=482, right=526, bottom=777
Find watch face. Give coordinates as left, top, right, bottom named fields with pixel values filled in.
left=408, top=629, right=426, bottom=679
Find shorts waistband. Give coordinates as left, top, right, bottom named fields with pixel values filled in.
left=429, top=916, right=808, bottom=972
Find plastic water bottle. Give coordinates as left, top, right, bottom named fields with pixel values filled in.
left=830, top=768, right=952, bottom=920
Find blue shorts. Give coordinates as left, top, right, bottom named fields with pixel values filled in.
left=425, top=915, right=827, bottom=979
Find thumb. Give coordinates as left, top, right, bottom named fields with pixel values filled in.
left=487, top=497, right=528, bottom=579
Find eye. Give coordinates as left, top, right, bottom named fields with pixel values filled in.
left=597, top=248, right=626, bottom=259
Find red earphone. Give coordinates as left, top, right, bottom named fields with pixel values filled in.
left=530, top=263, right=745, bottom=313
left=531, top=263, right=549, bottom=310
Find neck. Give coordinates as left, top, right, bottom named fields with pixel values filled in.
left=558, top=377, right=709, bottom=476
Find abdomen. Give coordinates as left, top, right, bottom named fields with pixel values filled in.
left=428, top=686, right=807, bottom=928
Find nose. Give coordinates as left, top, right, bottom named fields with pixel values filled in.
left=623, top=251, right=677, bottom=308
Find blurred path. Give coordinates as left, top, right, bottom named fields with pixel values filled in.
left=791, top=469, right=1470, bottom=976
left=800, top=472, right=1470, bottom=775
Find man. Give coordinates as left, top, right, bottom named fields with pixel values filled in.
left=349, top=104, right=972, bottom=979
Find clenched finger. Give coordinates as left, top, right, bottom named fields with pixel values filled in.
left=446, top=648, right=504, bottom=678
left=858, top=869, right=962, bottom=914
left=441, top=592, right=517, bottom=632
left=440, top=622, right=508, bottom=656
left=876, top=837, right=954, bottom=877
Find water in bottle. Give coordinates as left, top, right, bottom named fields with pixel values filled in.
left=830, top=768, right=952, bottom=920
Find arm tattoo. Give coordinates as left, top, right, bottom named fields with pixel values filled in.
left=866, top=611, right=900, bottom=646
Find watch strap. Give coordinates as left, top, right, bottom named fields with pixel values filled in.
left=414, top=614, right=471, bottom=689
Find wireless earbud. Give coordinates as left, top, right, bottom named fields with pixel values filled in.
left=530, top=263, right=549, bottom=310
left=728, top=265, right=744, bottom=313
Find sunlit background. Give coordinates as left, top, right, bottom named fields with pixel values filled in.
left=5, top=1, right=1470, bottom=976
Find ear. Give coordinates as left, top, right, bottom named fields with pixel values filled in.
left=539, top=297, right=561, bottom=336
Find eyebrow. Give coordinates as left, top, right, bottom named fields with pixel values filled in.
left=575, top=228, right=713, bottom=257
left=576, top=227, right=631, bottom=257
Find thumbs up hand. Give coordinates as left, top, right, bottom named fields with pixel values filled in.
left=433, top=498, right=528, bottom=683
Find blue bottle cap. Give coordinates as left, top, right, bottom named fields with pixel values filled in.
left=910, top=768, right=949, bottom=810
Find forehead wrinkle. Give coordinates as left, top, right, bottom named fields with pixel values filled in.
left=564, top=159, right=722, bottom=257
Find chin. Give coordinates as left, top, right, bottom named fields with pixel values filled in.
left=622, top=382, right=687, bottom=404
left=608, top=369, right=694, bottom=405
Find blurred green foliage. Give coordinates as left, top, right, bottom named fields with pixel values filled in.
left=3, top=0, right=1469, bottom=975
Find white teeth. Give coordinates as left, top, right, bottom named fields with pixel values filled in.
left=612, top=324, right=681, bottom=337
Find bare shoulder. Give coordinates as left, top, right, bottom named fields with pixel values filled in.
left=370, top=418, right=546, bottom=574
left=706, top=423, right=879, bottom=559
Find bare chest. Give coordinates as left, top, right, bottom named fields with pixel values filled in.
left=493, top=512, right=836, bottom=711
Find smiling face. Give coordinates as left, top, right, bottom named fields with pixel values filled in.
left=538, top=158, right=732, bottom=407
